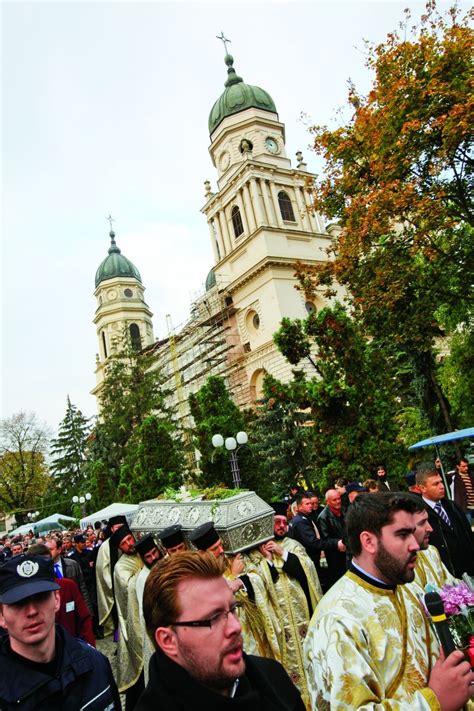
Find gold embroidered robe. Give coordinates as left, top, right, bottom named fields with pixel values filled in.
left=113, top=552, right=144, bottom=692
left=135, top=565, right=155, bottom=686
left=412, top=545, right=459, bottom=591
left=246, top=538, right=322, bottom=709
left=224, top=566, right=283, bottom=661
left=304, top=570, right=441, bottom=710
left=95, top=538, right=116, bottom=635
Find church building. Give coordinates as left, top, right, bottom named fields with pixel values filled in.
left=92, top=47, right=337, bottom=428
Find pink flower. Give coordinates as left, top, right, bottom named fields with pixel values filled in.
left=440, top=583, right=474, bottom=616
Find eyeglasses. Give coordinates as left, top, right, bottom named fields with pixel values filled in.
left=171, top=602, right=242, bottom=630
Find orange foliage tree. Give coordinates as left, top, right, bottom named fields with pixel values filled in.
left=299, top=2, right=473, bottom=433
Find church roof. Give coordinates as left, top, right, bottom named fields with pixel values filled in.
left=95, top=231, right=142, bottom=288
left=208, top=54, right=277, bottom=135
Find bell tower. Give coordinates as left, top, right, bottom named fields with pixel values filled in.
left=92, top=224, right=154, bottom=398
left=201, top=40, right=330, bottom=398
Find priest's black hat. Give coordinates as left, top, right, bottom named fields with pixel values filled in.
left=159, top=524, right=184, bottom=549
left=271, top=502, right=288, bottom=517
left=189, top=521, right=219, bottom=551
left=108, top=515, right=127, bottom=528
left=109, top=525, right=133, bottom=548
left=134, top=534, right=157, bottom=558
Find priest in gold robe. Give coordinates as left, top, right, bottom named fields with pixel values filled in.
left=304, top=493, right=474, bottom=710
left=246, top=503, right=322, bottom=709
left=110, top=524, right=144, bottom=711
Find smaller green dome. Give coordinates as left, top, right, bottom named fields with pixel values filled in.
left=209, top=54, right=277, bottom=135
left=205, top=268, right=217, bottom=291
left=95, top=231, right=142, bottom=288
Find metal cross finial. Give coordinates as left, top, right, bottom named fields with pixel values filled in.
left=106, top=214, right=115, bottom=231
left=216, top=32, right=231, bottom=55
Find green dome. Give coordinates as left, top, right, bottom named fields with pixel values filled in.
left=205, top=268, right=217, bottom=291
left=208, top=54, right=277, bottom=135
left=95, top=231, right=142, bottom=288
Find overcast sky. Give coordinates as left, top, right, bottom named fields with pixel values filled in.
left=2, top=0, right=463, bottom=436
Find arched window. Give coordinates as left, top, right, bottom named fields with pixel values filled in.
left=129, top=323, right=141, bottom=351
left=231, top=205, right=244, bottom=239
left=278, top=191, right=295, bottom=222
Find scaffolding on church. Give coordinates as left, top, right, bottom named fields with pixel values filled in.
left=147, top=274, right=252, bottom=435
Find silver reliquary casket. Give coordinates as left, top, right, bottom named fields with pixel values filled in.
left=130, top=490, right=274, bottom=554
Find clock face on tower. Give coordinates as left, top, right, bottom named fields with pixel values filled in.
left=219, top=151, right=231, bottom=170
left=265, top=137, right=279, bottom=154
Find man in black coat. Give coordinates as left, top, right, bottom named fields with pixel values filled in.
left=416, top=461, right=474, bottom=579
left=317, top=489, right=347, bottom=589
left=136, top=550, right=305, bottom=711
left=288, top=492, right=329, bottom=591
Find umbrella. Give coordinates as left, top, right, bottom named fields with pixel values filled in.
left=409, top=427, right=474, bottom=497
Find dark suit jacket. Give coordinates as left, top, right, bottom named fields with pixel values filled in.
left=61, top=556, right=92, bottom=612
left=423, top=497, right=474, bottom=578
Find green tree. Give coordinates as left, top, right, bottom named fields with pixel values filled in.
left=0, top=412, right=51, bottom=525
left=118, top=415, right=184, bottom=501
left=87, top=333, right=183, bottom=509
left=47, top=397, right=91, bottom=515
left=438, top=328, right=474, bottom=428
left=274, top=304, right=405, bottom=490
left=297, top=3, right=473, bottom=434
left=188, top=376, right=264, bottom=495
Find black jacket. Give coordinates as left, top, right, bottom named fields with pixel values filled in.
left=135, top=650, right=305, bottom=711
left=0, top=625, right=120, bottom=711
left=61, top=556, right=92, bottom=612
left=288, top=513, right=326, bottom=565
left=317, top=507, right=347, bottom=587
left=424, top=497, right=474, bottom=578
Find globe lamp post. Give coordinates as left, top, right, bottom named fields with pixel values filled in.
left=212, top=431, right=248, bottom=488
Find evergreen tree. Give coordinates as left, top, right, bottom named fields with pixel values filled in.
left=189, top=376, right=266, bottom=496
left=118, top=415, right=184, bottom=502
left=48, top=397, right=91, bottom=514
left=86, top=332, right=184, bottom=509
left=249, top=374, right=317, bottom=498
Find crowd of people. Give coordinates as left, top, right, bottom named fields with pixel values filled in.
left=0, top=456, right=473, bottom=710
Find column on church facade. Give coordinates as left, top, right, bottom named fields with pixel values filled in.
left=213, top=216, right=226, bottom=258
left=208, top=219, right=222, bottom=261
left=302, top=189, right=319, bottom=232
left=249, top=178, right=266, bottom=227
left=262, top=180, right=277, bottom=227
left=218, top=209, right=232, bottom=253
left=242, top=182, right=256, bottom=234
left=295, top=186, right=312, bottom=232
left=269, top=182, right=285, bottom=228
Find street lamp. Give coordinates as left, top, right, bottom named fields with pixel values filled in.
left=212, top=431, right=248, bottom=488
left=72, top=493, right=92, bottom=517
left=27, top=511, right=39, bottom=521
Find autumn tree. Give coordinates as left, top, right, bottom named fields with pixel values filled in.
left=0, top=412, right=51, bottom=525
left=298, top=3, right=473, bottom=434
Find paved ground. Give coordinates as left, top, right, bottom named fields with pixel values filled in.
left=97, top=635, right=125, bottom=709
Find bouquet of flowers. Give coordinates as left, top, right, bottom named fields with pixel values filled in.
left=439, top=581, right=474, bottom=666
